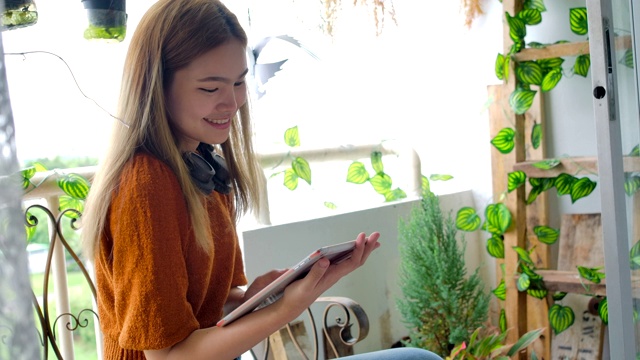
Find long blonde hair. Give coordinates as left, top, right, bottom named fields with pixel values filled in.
left=82, top=0, right=263, bottom=257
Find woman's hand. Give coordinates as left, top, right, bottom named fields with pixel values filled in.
left=277, top=232, right=381, bottom=320
left=244, top=268, right=288, bottom=301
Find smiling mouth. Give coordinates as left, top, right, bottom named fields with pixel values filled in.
left=204, top=117, right=230, bottom=124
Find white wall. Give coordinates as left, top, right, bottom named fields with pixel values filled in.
left=242, top=190, right=490, bottom=354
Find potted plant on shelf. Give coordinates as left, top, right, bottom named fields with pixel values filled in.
left=81, top=0, right=127, bottom=42
left=1, top=0, right=38, bottom=30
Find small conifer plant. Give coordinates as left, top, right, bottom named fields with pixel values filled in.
left=397, top=191, right=490, bottom=356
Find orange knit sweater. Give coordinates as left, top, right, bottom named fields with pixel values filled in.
left=95, top=152, right=247, bottom=359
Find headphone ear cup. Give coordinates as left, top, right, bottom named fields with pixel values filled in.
left=184, top=152, right=218, bottom=194
left=185, top=143, right=232, bottom=195
left=209, top=153, right=231, bottom=193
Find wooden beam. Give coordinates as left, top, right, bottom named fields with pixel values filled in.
left=514, top=35, right=632, bottom=62
left=513, top=156, right=640, bottom=178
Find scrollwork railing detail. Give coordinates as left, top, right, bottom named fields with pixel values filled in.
left=24, top=203, right=99, bottom=359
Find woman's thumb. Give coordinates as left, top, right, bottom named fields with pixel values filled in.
left=305, top=258, right=330, bottom=285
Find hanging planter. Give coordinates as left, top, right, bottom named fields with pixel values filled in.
left=1, top=0, right=38, bottom=31
left=81, top=0, right=127, bottom=42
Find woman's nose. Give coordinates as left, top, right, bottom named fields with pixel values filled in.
left=216, top=87, right=237, bottom=111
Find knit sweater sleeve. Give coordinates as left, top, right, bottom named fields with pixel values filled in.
left=107, top=154, right=200, bottom=350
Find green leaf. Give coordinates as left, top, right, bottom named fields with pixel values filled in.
left=570, top=177, right=597, bottom=203
left=421, top=175, right=431, bottom=194
left=499, top=308, right=507, bottom=332
left=430, top=174, right=453, bottom=181
left=526, top=186, right=542, bottom=205
left=541, top=68, right=563, bottom=92
left=506, top=12, right=527, bottom=42
left=513, top=246, right=534, bottom=265
left=292, top=157, right=311, bottom=185
left=534, top=225, right=560, bottom=245
left=509, top=39, right=525, bottom=56
left=527, top=287, right=548, bottom=300
left=569, top=8, right=588, bottom=36
left=384, top=188, right=407, bottom=202
left=496, top=53, right=506, bottom=80
left=630, top=240, right=640, bottom=270
left=532, top=159, right=560, bottom=170
left=284, top=168, right=299, bottom=190
left=370, top=151, right=383, bottom=174
left=59, top=195, right=84, bottom=219
left=20, top=166, right=36, bottom=189
left=485, top=203, right=512, bottom=234
left=520, top=262, right=541, bottom=280
left=456, top=207, right=482, bottom=232
left=624, top=175, right=640, bottom=196
left=574, top=54, right=591, bottom=77
left=31, top=162, right=48, bottom=172
left=487, top=235, right=505, bottom=259
left=370, top=173, right=392, bottom=195
left=577, top=265, right=605, bottom=284
left=24, top=218, right=36, bottom=242
left=508, top=171, right=527, bottom=192
left=620, top=49, right=634, bottom=69
left=527, top=41, right=547, bottom=49
left=531, top=122, right=542, bottom=149
left=503, top=54, right=510, bottom=80
left=506, top=328, right=545, bottom=357
left=517, top=273, right=530, bottom=291
left=630, top=144, right=640, bottom=156
left=538, top=57, right=565, bottom=71
left=540, top=178, right=556, bottom=191
left=524, top=0, right=546, bottom=12
left=57, top=173, right=91, bottom=200
left=284, top=126, right=300, bottom=147
left=553, top=292, right=568, bottom=301
left=491, top=127, right=516, bottom=154
left=516, top=61, right=544, bottom=86
left=517, top=9, right=542, bottom=25
left=549, top=304, right=575, bottom=334
left=493, top=279, right=507, bottom=301
left=509, top=88, right=537, bottom=115
left=346, top=162, right=370, bottom=184
left=555, top=173, right=576, bottom=196
left=324, top=202, right=337, bottom=209
left=599, top=297, right=608, bottom=325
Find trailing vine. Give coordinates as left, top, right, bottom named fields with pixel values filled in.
left=456, top=0, right=637, bottom=343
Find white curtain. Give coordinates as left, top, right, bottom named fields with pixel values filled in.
left=0, top=28, right=40, bottom=360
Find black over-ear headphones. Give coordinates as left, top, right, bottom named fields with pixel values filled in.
left=183, top=143, right=232, bottom=195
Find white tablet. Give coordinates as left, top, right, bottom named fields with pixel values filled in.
left=216, top=239, right=357, bottom=327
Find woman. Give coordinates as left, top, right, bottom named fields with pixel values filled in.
left=82, top=1, right=442, bottom=359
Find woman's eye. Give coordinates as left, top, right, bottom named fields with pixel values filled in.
left=200, top=88, right=218, bottom=93
left=234, top=80, right=245, bottom=87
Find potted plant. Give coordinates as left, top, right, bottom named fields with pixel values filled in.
left=81, top=0, right=126, bottom=42
left=396, top=189, right=490, bottom=357
left=1, top=0, right=38, bottom=30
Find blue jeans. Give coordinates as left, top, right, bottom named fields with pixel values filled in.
left=340, top=348, right=443, bottom=360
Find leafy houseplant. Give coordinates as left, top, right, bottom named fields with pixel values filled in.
left=446, top=326, right=543, bottom=360
left=1, top=0, right=37, bottom=30
left=397, top=189, right=490, bottom=357
left=81, top=0, right=127, bottom=42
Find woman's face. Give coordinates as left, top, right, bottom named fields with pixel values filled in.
left=166, top=39, right=248, bottom=152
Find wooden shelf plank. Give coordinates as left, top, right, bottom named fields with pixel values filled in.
left=519, top=270, right=640, bottom=298
left=513, top=35, right=632, bottom=62
left=535, top=270, right=606, bottom=296
left=513, top=156, right=640, bottom=178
